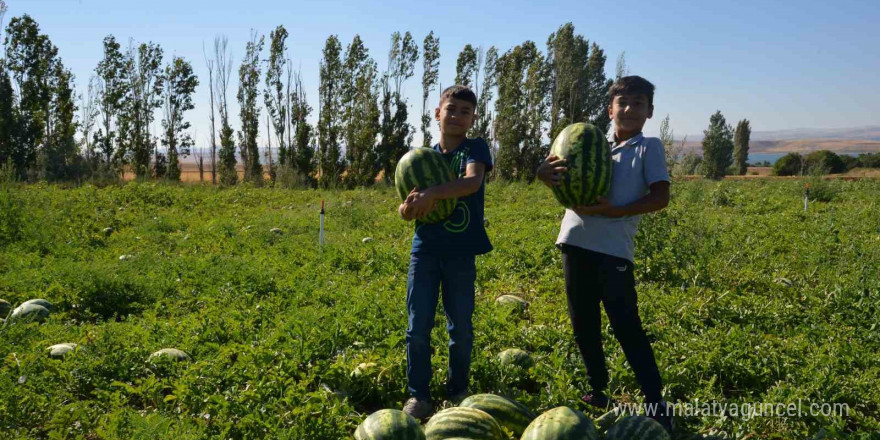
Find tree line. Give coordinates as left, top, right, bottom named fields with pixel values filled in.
left=0, top=11, right=626, bottom=187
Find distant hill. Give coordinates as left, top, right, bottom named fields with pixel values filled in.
left=680, top=125, right=880, bottom=154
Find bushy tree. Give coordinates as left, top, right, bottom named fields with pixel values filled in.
left=773, top=152, right=803, bottom=176
left=701, top=110, right=734, bottom=180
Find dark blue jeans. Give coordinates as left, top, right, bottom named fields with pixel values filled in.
left=405, top=252, right=476, bottom=400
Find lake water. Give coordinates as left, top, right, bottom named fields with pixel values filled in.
left=747, top=152, right=866, bottom=165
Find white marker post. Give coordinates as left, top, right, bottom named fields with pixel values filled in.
left=804, top=183, right=810, bottom=212
left=319, top=199, right=325, bottom=246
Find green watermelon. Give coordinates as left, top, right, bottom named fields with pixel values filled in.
left=424, top=406, right=505, bottom=440
left=497, top=348, right=533, bottom=368
left=521, top=406, right=598, bottom=440
left=605, top=416, right=670, bottom=440
left=394, top=147, right=457, bottom=224
left=594, top=409, right=622, bottom=433
left=355, top=409, right=426, bottom=440
left=149, top=348, right=191, bottom=362
left=47, top=343, right=79, bottom=359
left=459, top=394, right=536, bottom=438
left=10, top=303, right=49, bottom=323
left=494, top=295, right=528, bottom=314
left=548, top=123, right=612, bottom=209
left=22, top=299, right=53, bottom=311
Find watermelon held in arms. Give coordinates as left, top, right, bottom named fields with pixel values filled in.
left=548, top=122, right=612, bottom=209
left=394, top=147, right=457, bottom=224
left=354, top=409, right=426, bottom=440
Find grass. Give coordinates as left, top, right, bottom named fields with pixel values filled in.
left=1, top=179, right=878, bottom=439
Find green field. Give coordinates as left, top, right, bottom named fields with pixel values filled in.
left=1, top=180, right=878, bottom=439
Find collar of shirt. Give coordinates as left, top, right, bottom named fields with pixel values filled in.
left=607, top=132, right=644, bottom=150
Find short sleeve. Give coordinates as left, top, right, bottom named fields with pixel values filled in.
left=466, top=137, right=494, bottom=172
left=643, top=138, right=670, bottom=185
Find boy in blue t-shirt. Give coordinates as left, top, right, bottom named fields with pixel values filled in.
left=537, top=76, right=673, bottom=433
left=398, top=85, right=493, bottom=420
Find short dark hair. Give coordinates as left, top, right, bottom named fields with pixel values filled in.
left=440, top=85, right=477, bottom=107
left=608, top=75, right=655, bottom=106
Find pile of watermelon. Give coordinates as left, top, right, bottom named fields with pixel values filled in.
left=354, top=393, right=671, bottom=439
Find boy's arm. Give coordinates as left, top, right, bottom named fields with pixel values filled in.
left=407, top=162, right=486, bottom=219
left=574, top=181, right=669, bottom=217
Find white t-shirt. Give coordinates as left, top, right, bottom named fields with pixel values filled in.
left=556, top=133, right=670, bottom=262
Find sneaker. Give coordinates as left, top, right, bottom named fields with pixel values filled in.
left=581, top=390, right=615, bottom=410
left=646, top=400, right=674, bottom=434
left=402, top=397, right=433, bottom=421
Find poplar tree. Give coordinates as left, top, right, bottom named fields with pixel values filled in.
left=342, top=35, right=380, bottom=187
left=94, top=35, right=128, bottom=177
left=264, top=25, right=288, bottom=166
left=454, top=44, right=478, bottom=87
left=377, top=31, right=417, bottom=183
left=733, top=118, right=751, bottom=175
left=214, top=36, right=236, bottom=185
left=318, top=35, right=344, bottom=187
left=161, top=56, right=198, bottom=181
left=420, top=31, right=439, bottom=148
left=546, top=23, right=612, bottom=139
left=237, top=31, right=264, bottom=185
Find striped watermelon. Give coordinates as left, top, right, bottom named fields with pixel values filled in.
left=355, top=409, right=426, bottom=440
left=548, top=123, right=612, bottom=209
left=521, top=406, right=598, bottom=440
left=605, top=416, right=670, bottom=440
left=459, top=394, right=536, bottom=438
left=497, top=348, right=533, bottom=369
left=395, top=147, right=457, bottom=224
left=424, top=407, right=505, bottom=440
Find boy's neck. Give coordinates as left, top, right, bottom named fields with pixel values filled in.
left=439, top=133, right=467, bottom=153
left=614, top=128, right=642, bottom=144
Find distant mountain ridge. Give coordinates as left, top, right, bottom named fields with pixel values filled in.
left=680, top=125, right=880, bottom=153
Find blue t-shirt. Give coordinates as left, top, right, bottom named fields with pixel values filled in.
left=410, top=138, right=494, bottom=255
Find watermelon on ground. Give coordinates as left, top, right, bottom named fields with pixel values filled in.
left=497, top=348, right=533, bottom=368
left=10, top=303, right=49, bottom=323
left=354, top=409, right=425, bottom=440
left=424, top=406, right=505, bottom=440
left=548, top=122, right=612, bottom=209
left=605, top=416, right=670, bottom=440
left=47, top=343, right=79, bottom=359
left=494, top=295, right=528, bottom=314
left=21, top=298, right=52, bottom=311
left=521, top=406, right=598, bottom=440
left=459, top=393, right=536, bottom=438
left=149, top=348, right=191, bottom=362
left=394, top=147, right=457, bottom=224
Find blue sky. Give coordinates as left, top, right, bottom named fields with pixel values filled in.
left=4, top=0, right=879, bottom=148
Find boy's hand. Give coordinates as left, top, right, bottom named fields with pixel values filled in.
left=573, top=197, right=623, bottom=218
left=399, top=202, right=414, bottom=221
left=406, top=187, right=436, bottom=219
left=537, top=154, right=568, bottom=187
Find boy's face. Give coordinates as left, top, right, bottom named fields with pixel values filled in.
left=435, top=96, right=476, bottom=137
left=608, top=93, right=654, bottom=135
